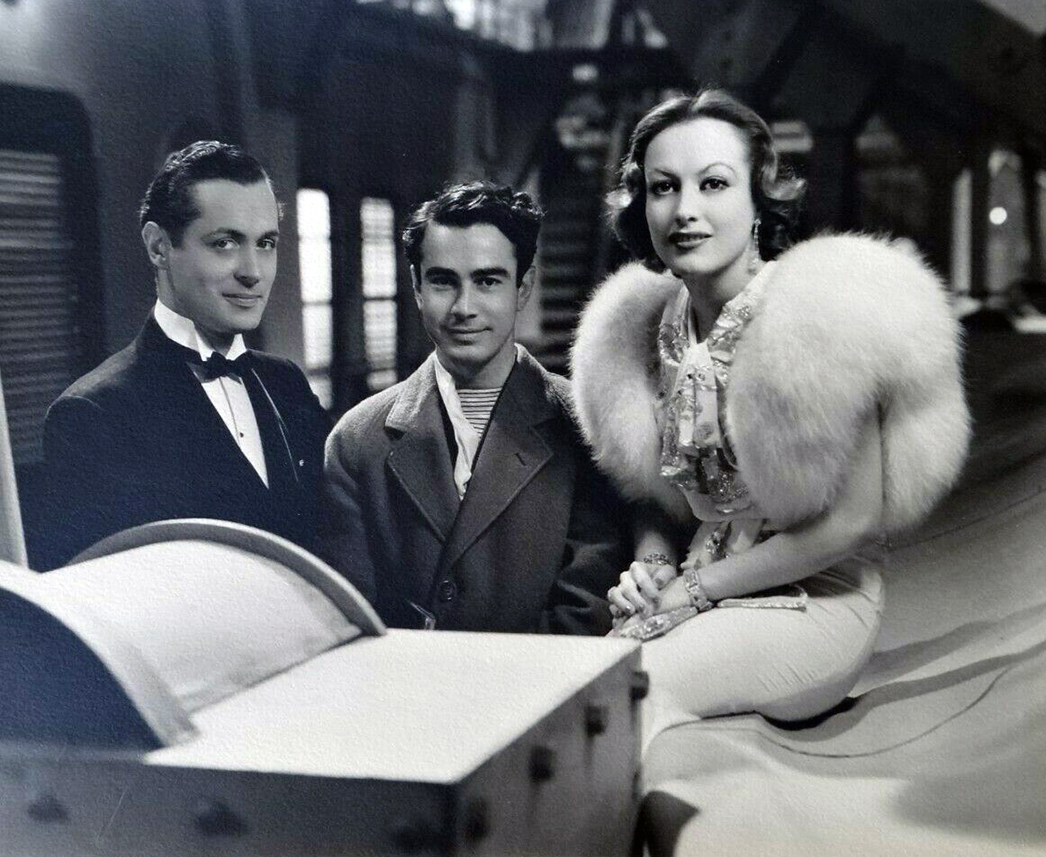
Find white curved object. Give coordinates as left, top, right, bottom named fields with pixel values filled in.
left=1, top=521, right=385, bottom=746
left=72, top=518, right=385, bottom=636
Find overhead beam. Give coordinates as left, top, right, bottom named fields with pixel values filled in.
left=822, top=0, right=1046, bottom=145
left=640, top=0, right=1046, bottom=146
left=545, top=0, right=618, bottom=49
left=644, top=0, right=813, bottom=94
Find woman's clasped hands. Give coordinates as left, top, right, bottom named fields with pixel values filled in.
left=608, top=558, right=691, bottom=630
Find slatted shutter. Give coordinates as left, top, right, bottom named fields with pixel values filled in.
left=0, top=149, right=83, bottom=464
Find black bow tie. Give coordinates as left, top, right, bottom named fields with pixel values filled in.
left=196, top=351, right=253, bottom=380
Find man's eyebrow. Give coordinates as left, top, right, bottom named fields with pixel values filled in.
left=203, top=228, right=280, bottom=241
left=423, top=266, right=459, bottom=279
left=203, top=228, right=250, bottom=242
left=471, top=267, right=510, bottom=280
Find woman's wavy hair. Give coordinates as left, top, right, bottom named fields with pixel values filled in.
left=608, top=89, right=805, bottom=270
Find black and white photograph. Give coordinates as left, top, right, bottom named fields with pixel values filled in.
left=1, top=1, right=1045, bottom=855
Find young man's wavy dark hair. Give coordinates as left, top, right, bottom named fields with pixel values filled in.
left=609, top=89, right=806, bottom=270
left=402, top=181, right=543, bottom=285
left=139, top=141, right=274, bottom=245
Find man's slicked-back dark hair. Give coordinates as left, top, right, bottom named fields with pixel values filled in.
left=139, top=141, right=273, bottom=245
left=402, top=181, right=543, bottom=285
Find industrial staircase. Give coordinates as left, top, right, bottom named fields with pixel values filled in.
left=534, top=168, right=607, bottom=374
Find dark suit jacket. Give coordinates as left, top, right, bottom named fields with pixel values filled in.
left=39, top=316, right=330, bottom=569
left=321, top=348, right=630, bottom=634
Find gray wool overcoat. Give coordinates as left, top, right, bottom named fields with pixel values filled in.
left=321, top=347, right=629, bottom=634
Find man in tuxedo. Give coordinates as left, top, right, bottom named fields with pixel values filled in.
left=323, top=181, right=628, bottom=634
left=40, top=141, right=329, bottom=569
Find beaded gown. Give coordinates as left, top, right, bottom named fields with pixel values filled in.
left=625, top=263, right=884, bottom=746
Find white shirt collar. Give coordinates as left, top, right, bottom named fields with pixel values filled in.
left=153, top=299, right=248, bottom=360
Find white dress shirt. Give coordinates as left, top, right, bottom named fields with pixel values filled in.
left=153, top=300, right=268, bottom=486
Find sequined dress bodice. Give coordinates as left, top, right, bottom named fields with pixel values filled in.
left=655, top=266, right=786, bottom=570
left=656, top=266, right=775, bottom=524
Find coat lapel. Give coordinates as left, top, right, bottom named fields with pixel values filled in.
left=385, top=358, right=460, bottom=543
left=135, top=317, right=272, bottom=493
left=439, top=353, right=556, bottom=573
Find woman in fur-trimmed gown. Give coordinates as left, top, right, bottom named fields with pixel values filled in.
left=570, top=90, right=969, bottom=746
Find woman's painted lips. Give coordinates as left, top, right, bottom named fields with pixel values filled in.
left=669, top=232, right=710, bottom=250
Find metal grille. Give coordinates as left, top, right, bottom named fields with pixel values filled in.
left=0, top=149, right=82, bottom=464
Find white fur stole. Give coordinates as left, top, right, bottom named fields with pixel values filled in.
left=570, top=234, right=970, bottom=534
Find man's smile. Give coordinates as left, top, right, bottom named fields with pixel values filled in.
left=223, top=293, right=265, bottom=308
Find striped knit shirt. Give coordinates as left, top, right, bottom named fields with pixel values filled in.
left=457, top=387, right=502, bottom=435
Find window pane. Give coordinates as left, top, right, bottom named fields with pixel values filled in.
left=367, top=368, right=397, bottom=391
left=306, top=371, right=332, bottom=410
left=951, top=169, right=971, bottom=294
left=987, top=148, right=1028, bottom=295
left=361, top=197, right=397, bottom=299
left=364, top=298, right=397, bottom=372
left=300, top=236, right=332, bottom=304
left=297, top=188, right=331, bottom=238
left=361, top=196, right=394, bottom=235
left=361, top=197, right=398, bottom=393
left=302, top=303, right=332, bottom=371
left=297, top=188, right=333, bottom=405
left=362, top=243, right=396, bottom=298
left=298, top=189, right=332, bottom=304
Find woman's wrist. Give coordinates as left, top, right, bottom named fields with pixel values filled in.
left=682, top=567, right=715, bottom=612
left=651, top=575, right=691, bottom=613
left=687, top=559, right=730, bottom=602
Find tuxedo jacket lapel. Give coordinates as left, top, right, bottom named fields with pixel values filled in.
left=243, top=365, right=299, bottom=494
left=135, top=318, right=274, bottom=494
left=439, top=357, right=556, bottom=574
left=385, top=359, right=460, bottom=543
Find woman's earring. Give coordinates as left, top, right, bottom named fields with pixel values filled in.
left=747, top=218, right=762, bottom=274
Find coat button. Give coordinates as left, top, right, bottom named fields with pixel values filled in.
left=437, top=580, right=456, bottom=602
